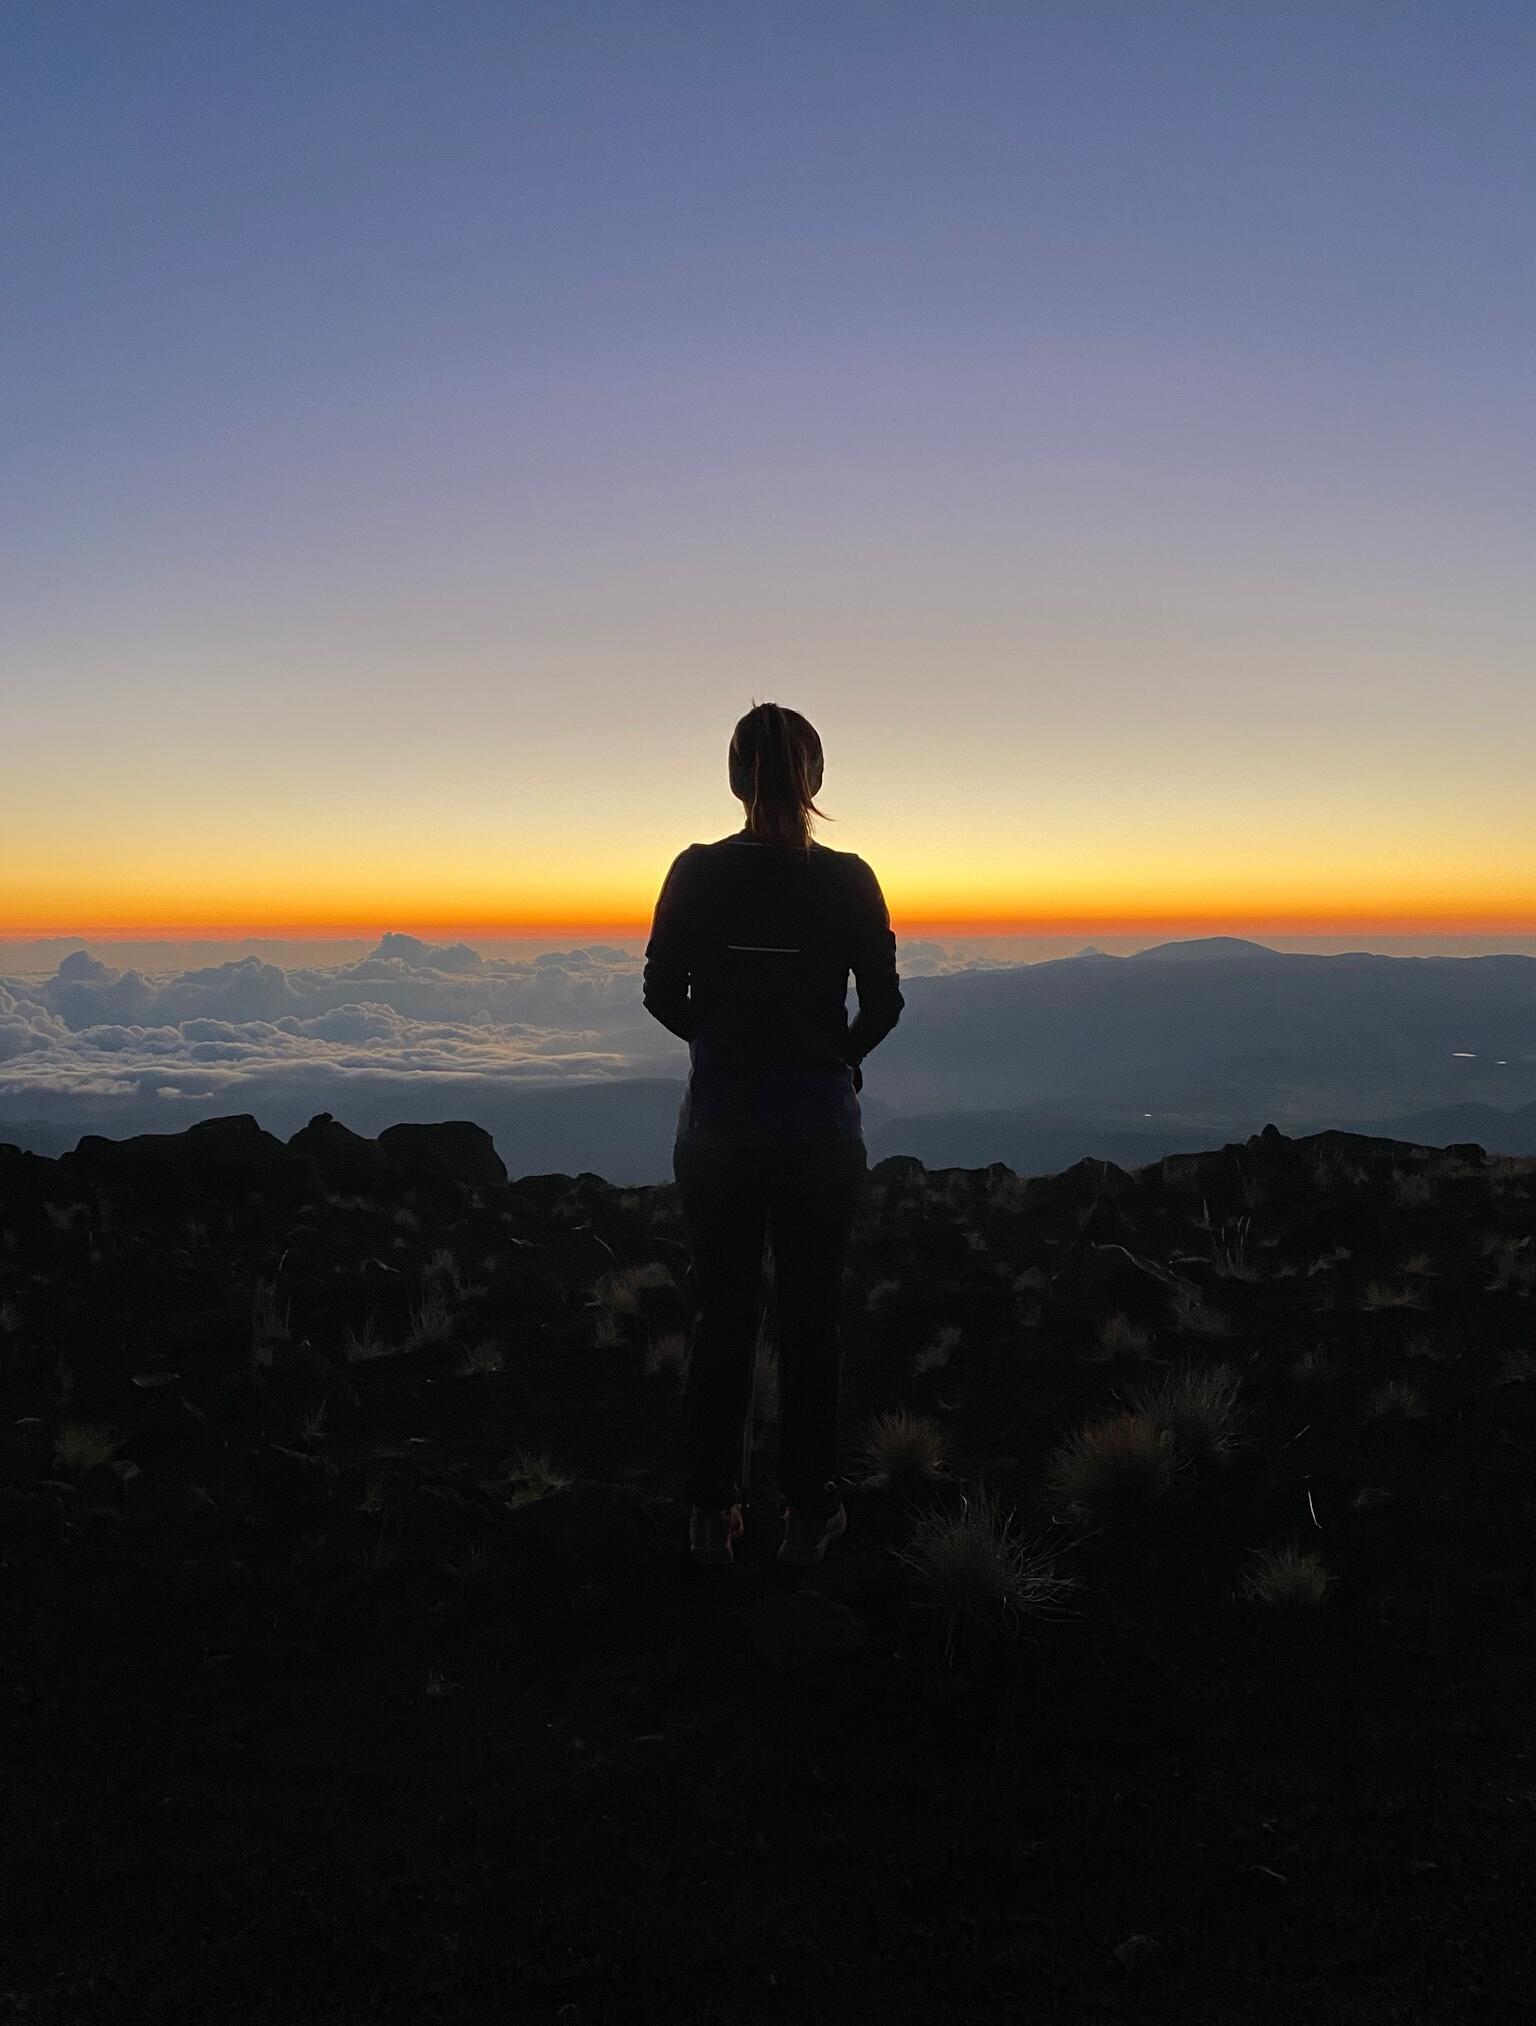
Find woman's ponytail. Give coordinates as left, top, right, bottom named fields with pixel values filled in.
left=728, top=701, right=830, bottom=853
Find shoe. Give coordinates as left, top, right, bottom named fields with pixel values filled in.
left=689, top=1503, right=745, bottom=1566
left=777, top=1500, right=848, bottom=1567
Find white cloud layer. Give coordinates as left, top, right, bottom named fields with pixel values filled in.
left=0, top=933, right=985, bottom=1109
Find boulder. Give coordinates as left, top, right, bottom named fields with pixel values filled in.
left=747, top=1589, right=868, bottom=1670
left=288, top=1113, right=397, bottom=1195
left=0, top=1418, right=52, bottom=1487
left=378, top=1121, right=507, bottom=1189
left=65, top=1115, right=320, bottom=1207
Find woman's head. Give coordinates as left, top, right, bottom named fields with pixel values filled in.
left=728, top=701, right=830, bottom=852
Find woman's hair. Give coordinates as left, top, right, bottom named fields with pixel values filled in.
left=728, top=701, right=831, bottom=853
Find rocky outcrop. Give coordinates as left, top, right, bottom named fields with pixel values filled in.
left=63, top=1114, right=320, bottom=1205
left=377, top=1121, right=507, bottom=1189
left=288, top=1113, right=398, bottom=1195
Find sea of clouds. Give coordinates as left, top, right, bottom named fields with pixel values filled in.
left=0, top=932, right=987, bottom=1111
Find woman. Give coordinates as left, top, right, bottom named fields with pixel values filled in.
left=642, top=702, right=904, bottom=1568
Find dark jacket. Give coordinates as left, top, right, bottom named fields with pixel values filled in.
left=642, top=828, right=904, bottom=1139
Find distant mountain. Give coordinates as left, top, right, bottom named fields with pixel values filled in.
left=873, top=943, right=1536, bottom=1119
left=1127, top=936, right=1283, bottom=963
left=867, top=1108, right=1232, bottom=1174
left=1365, top=1099, right=1536, bottom=1154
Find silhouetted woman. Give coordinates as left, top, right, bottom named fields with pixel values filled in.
left=642, top=702, right=904, bottom=1567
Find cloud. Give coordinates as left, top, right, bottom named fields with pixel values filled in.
left=0, top=932, right=979, bottom=1120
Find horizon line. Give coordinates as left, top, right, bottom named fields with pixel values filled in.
left=6, top=913, right=1536, bottom=943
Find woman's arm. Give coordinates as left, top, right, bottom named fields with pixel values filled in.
left=642, top=848, right=698, bottom=1043
left=844, top=856, right=903, bottom=1074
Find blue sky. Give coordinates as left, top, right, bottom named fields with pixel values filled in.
left=4, top=1, right=1533, bottom=937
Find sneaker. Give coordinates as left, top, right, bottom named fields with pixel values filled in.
left=777, top=1500, right=848, bottom=1567
left=688, top=1503, right=745, bottom=1566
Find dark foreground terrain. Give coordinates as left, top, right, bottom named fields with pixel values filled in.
left=2, top=1113, right=1533, bottom=2024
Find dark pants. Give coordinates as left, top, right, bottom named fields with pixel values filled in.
left=673, top=1130, right=869, bottom=1521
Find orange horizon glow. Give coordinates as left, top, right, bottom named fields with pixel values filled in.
left=6, top=906, right=1536, bottom=943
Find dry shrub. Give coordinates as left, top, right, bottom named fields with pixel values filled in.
left=492, top=1449, right=570, bottom=1509
left=1239, top=1542, right=1331, bottom=1608
left=55, top=1421, right=121, bottom=1473
left=600, top=1262, right=676, bottom=1314
left=892, top=1486, right=1075, bottom=1663
left=1365, top=1378, right=1428, bottom=1420
left=1170, top=1282, right=1229, bottom=1338
left=1096, top=1311, right=1151, bottom=1358
left=865, top=1276, right=903, bottom=1312
left=1121, top=1363, right=1246, bottom=1467
left=855, top=1409, right=951, bottom=1489
left=1360, top=1281, right=1426, bottom=1312
left=1392, top=1171, right=1433, bottom=1208
left=1490, top=1242, right=1536, bottom=1293
left=1289, top=1347, right=1339, bottom=1389
left=457, top=1338, right=504, bottom=1376
left=751, top=1312, right=779, bottom=1423
left=345, top=1317, right=392, bottom=1364
left=406, top=1288, right=454, bottom=1349
left=1045, top=1412, right=1180, bottom=1525
left=251, top=1283, right=292, bottom=1350
left=644, top=1330, right=690, bottom=1379
left=912, top=1322, right=962, bottom=1377
left=1403, top=1329, right=1449, bottom=1363
left=1210, top=1216, right=1260, bottom=1281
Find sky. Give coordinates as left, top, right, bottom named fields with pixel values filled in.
left=4, top=0, right=1534, bottom=945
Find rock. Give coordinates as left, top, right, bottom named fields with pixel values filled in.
left=0, top=1418, right=51, bottom=1487
left=243, top=1443, right=339, bottom=1516
left=377, top=1121, right=507, bottom=1189
left=0, top=1484, right=70, bottom=1551
left=747, top=1589, right=868, bottom=1670
left=288, top=1113, right=397, bottom=1195
left=402, top=1483, right=508, bottom=1561
left=1113, top=1934, right=1163, bottom=1968
left=1027, top=1157, right=1138, bottom=1214
left=127, top=1391, right=220, bottom=1466
left=523, top=1481, right=652, bottom=1584
left=1049, top=1240, right=1179, bottom=1300
left=65, top=1115, right=320, bottom=1208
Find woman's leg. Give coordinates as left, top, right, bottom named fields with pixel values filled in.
left=768, top=1135, right=869, bottom=1520
left=673, top=1132, right=771, bottom=1512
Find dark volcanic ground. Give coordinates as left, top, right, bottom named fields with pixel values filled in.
left=2, top=1113, right=1533, bottom=2024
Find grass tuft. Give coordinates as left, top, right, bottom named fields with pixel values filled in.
left=911, top=1322, right=962, bottom=1377
left=1045, top=1412, right=1180, bottom=1525
left=855, top=1409, right=952, bottom=1489
left=1239, top=1541, right=1331, bottom=1608
left=405, top=1288, right=454, bottom=1350
left=1365, top=1378, right=1428, bottom=1420
left=1121, top=1362, right=1247, bottom=1468
left=493, top=1448, right=571, bottom=1509
left=1170, top=1282, right=1229, bottom=1338
left=1359, top=1280, right=1427, bottom=1312
left=598, top=1262, right=676, bottom=1315
left=892, top=1485, right=1075, bottom=1663
left=1096, top=1310, right=1152, bottom=1358
left=344, top=1317, right=391, bottom=1364
left=55, top=1420, right=121, bottom=1473
left=643, top=1330, right=690, bottom=1379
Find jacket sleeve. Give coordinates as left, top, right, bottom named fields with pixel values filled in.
left=844, top=856, right=903, bottom=1072
left=642, top=848, right=699, bottom=1044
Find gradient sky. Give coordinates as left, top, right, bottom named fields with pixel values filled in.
left=4, top=1, right=1534, bottom=941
